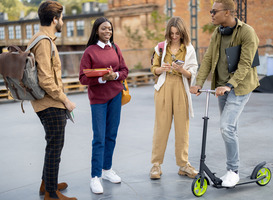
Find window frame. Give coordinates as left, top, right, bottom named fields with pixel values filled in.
left=66, top=21, right=74, bottom=37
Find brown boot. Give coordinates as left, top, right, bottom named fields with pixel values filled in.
left=44, top=190, right=77, bottom=200
left=40, top=180, right=68, bottom=195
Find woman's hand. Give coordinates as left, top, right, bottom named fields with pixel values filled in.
left=155, top=62, right=171, bottom=75
left=171, top=61, right=184, bottom=73
left=102, top=66, right=117, bottom=81
left=172, top=61, right=192, bottom=79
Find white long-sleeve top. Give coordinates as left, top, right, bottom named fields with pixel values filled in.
left=153, top=40, right=198, bottom=118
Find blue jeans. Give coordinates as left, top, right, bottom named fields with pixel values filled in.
left=218, top=90, right=251, bottom=172
left=90, top=92, right=121, bottom=178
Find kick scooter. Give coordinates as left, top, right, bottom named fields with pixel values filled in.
left=191, top=89, right=271, bottom=197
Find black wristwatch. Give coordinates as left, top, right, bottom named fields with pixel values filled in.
left=225, top=83, right=234, bottom=89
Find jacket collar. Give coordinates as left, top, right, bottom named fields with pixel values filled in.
left=39, top=26, right=57, bottom=41
left=236, top=18, right=243, bottom=28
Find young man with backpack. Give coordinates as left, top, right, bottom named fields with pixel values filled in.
left=28, top=1, right=77, bottom=200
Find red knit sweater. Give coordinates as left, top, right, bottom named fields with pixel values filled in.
left=79, top=44, right=128, bottom=104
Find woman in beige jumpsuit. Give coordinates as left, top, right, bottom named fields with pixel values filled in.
left=150, top=16, right=198, bottom=180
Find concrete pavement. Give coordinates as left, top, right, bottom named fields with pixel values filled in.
left=0, top=83, right=272, bottom=200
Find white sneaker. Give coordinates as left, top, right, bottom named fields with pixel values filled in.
left=102, top=169, right=121, bottom=183
left=90, top=176, right=103, bottom=194
left=220, top=171, right=229, bottom=181
left=221, top=170, right=240, bottom=187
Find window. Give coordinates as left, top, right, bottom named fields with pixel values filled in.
left=15, top=26, right=21, bottom=39
left=34, top=24, right=39, bottom=34
left=76, top=20, right=84, bottom=36
left=26, top=25, right=32, bottom=39
left=66, top=21, right=74, bottom=37
left=8, top=26, right=14, bottom=39
left=55, top=32, right=61, bottom=38
left=0, top=27, right=5, bottom=40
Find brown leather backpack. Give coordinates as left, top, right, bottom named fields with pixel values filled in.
left=0, top=35, right=54, bottom=112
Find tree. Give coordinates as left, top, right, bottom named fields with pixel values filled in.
left=21, top=0, right=43, bottom=6
left=1, top=0, right=108, bottom=21
left=0, top=0, right=26, bottom=21
left=202, top=0, right=216, bottom=34
left=124, top=11, right=168, bottom=49
left=144, top=11, right=169, bottom=44
left=124, top=25, right=144, bottom=49
left=202, top=23, right=216, bottom=34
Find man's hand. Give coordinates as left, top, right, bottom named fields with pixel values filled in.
left=64, top=98, right=76, bottom=112
left=215, top=86, right=231, bottom=97
left=190, top=85, right=202, bottom=96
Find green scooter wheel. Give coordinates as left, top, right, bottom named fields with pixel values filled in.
left=192, top=176, right=208, bottom=197
left=256, top=167, right=271, bottom=186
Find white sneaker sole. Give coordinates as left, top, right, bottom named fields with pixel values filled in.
left=102, top=177, right=121, bottom=184
left=91, top=189, right=103, bottom=194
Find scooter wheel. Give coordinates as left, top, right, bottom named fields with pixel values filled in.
left=256, top=167, right=271, bottom=186
left=191, top=176, right=208, bottom=197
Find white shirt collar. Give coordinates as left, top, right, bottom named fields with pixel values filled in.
left=97, top=40, right=112, bottom=49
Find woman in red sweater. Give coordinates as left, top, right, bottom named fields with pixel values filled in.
left=79, top=17, right=128, bottom=194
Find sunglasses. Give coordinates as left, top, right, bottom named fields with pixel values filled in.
left=210, top=9, right=227, bottom=15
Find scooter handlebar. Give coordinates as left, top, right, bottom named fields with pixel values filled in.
left=198, top=89, right=229, bottom=95
left=198, top=89, right=216, bottom=93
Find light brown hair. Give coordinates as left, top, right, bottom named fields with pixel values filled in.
left=38, top=0, right=63, bottom=26
left=165, top=17, right=190, bottom=46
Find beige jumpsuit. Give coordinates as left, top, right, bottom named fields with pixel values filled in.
left=151, top=44, right=189, bottom=167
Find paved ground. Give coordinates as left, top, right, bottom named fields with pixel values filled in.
left=0, top=82, right=273, bottom=200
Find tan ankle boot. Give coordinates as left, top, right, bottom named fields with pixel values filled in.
left=44, top=191, right=77, bottom=200
left=150, top=163, right=162, bottom=180
left=40, top=180, right=68, bottom=195
left=178, top=163, right=198, bottom=179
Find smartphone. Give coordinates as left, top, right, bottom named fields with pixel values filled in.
left=175, top=60, right=184, bottom=65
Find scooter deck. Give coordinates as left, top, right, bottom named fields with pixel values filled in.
left=212, top=175, right=265, bottom=189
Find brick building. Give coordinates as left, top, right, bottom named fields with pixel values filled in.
left=106, top=0, right=273, bottom=70
left=0, top=0, right=272, bottom=71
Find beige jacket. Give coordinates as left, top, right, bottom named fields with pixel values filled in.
left=27, top=27, right=67, bottom=112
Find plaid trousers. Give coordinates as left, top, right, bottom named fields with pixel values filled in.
left=37, top=107, right=67, bottom=193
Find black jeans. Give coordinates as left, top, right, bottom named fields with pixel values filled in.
left=37, top=107, right=67, bottom=193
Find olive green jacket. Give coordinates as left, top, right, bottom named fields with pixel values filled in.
left=196, top=19, right=260, bottom=95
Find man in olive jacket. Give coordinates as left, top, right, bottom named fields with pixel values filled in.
left=190, top=0, right=259, bottom=187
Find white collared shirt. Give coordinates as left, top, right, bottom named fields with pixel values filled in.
left=97, top=40, right=112, bottom=49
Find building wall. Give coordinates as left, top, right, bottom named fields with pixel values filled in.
left=109, top=0, right=273, bottom=69
left=0, top=0, right=272, bottom=71
left=105, top=3, right=159, bottom=69
left=0, top=14, right=102, bottom=48
left=247, top=0, right=273, bottom=53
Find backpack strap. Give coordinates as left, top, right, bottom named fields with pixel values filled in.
left=151, top=41, right=165, bottom=66
left=112, top=43, right=121, bottom=65
left=157, top=41, right=165, bottom=56
left=25, top=35, right=55, bottom=57
left=112, top=43, right=118, bottom=55
left=112, top=43, right=127, bottom=87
